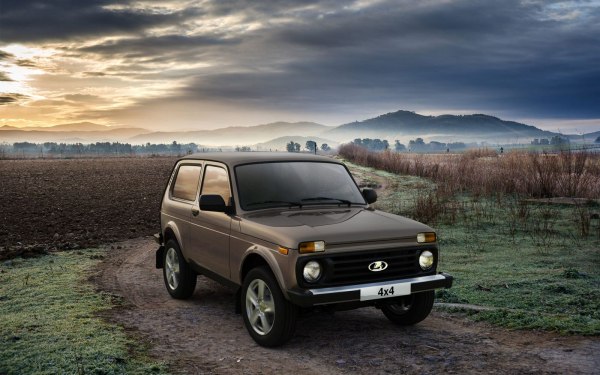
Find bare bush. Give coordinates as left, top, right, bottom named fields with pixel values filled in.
left=339, top=144, right=600, bottom=199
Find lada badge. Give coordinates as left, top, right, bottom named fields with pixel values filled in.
left=368, top=261, right=388, bottom=272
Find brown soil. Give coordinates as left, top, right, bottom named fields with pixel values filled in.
left=94, top=237, right=600, bottom=375
left=0, top=157, right=176, bottom=260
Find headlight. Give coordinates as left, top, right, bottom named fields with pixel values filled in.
left=303, top=261, right=322, bottom=282
left=419, top=250, right=434, bottom=270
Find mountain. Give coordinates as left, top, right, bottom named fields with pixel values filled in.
left=0, top=126, right=150, bottom=143
left=325, top=110, right=559, bottom=143
left=1, top=122, right=114, bottom=132
left=2, top=113, right=597, bottom=146
left=128, top=122, right=331, bottom=145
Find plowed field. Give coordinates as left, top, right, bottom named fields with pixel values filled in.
left=0, top=157, right=176, bottom=259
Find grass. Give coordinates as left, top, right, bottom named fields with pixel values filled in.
left=0, top=249, right=167, bottom=375
left=343, top=158, right=600, bottom=335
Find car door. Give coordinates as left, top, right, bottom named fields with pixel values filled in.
left=166, top=162, right=203, bottom=258
left=188, top=162, right=232, bottom=279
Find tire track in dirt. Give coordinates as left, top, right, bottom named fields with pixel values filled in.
left=92, top=238, right=600, bottom=374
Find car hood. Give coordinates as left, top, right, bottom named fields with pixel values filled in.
left=238, top=207, right=432, bottom=249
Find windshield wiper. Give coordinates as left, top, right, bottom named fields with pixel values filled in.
left=300, top=197, right=354, bottom=207
left=246, top=200, right=303, bottom=208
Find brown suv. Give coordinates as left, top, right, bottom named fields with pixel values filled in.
left=156, top=152, right=452, bottom=346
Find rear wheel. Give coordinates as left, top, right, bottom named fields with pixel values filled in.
left=163, top=239, right=196, bottom=299
left=381, top=291, right=434, bottom=325
left=241, top=266, right=297, bottom=347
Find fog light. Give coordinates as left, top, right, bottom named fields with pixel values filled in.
left=417, top=232, right=436, bottom=243
left=419, top=250, right=434, bottom=270
left=303, top=261, right=322, bottom=282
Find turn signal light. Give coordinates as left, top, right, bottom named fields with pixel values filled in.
left=417, top=232, right=437, bottom=243
left=278, top=246, right=289, bottom=255
left=299, top=241, right=325, bottom=254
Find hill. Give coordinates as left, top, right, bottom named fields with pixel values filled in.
left=326, top=110, right=559, bottom=143
left=128, top=122, right=330, bottom=145
left=0, top=127, right=150, bottom=143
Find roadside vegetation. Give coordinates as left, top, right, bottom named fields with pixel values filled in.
left=340, top=145, right=600, bottom=335
left=0, top=249, right=166, bottom=374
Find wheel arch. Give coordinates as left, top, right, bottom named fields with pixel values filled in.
left=240, top=250, right=289, bottom=300
left=162, top=221, right=184, bottom=252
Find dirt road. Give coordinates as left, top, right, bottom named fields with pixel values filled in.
left=93, top=237, right=599, bottom=374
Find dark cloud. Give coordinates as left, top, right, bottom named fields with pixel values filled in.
left=176, top=0, right=600, bottom=119
left=0, top=0, right=183, bottom=43
left=0, top=93, right=28, bottom=105
left=0, top=72, right=12, bottom=81
left=0, top=50, right=14, bottom=60
left=16, top=59, right=36, bottom=67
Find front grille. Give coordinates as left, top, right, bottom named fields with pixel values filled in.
left=297, top=247, right=437, bottom=288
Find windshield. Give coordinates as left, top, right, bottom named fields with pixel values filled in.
left=235, top=162, right=366, bottom=210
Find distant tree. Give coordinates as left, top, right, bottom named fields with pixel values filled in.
left=447, top=142, right=466, bottom=150
left=408, top=138, right=426, bottom=151
left=550, top=136, right=569, bottom=145
left=320, top=143, right=331, bottom=151
left=170, top=140, right=181, bottom=154
left=13, top=142, right=37, bottom=151
left=595, top=136, right=600, bottom=144
left=351, top=138, right=389, bottom=151
left=287, top=141, right=301, bottom=152
left=235, top=146, right=252, bottom=152
left=305, top=140, right=317, bottom=153
left=394, top=140, right=406, bottom=152
left=428, top=141, right=445, bottom=151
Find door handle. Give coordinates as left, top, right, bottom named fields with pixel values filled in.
left=191, top=207, right=200, bottom=216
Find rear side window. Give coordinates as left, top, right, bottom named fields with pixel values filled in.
left=201, top=165, right=231, bottom=204
left=172, top=165, right=202, bottom=201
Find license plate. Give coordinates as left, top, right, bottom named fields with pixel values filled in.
left=360, top=283, right=411, bottom=301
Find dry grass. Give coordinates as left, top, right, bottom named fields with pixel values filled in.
left=339, top=144, right=600, bottom=199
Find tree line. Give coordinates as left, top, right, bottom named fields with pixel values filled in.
left=5, top=141, right=202, bottom=155
left=351, top=138, right=467, bottom=152
left=286, top=141, right=331, bottom=152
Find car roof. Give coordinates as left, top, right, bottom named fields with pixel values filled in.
left=179, top=152, right=340, bottom=168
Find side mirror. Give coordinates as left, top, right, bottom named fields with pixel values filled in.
left=362, top=189, right=377, bottom=204
left=199, top=194, right=228, bottom=212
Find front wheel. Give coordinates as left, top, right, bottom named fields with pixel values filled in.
left=381, top=291, right=434, bottom=325
left=241, top=267, right=297, bottom=347
left=163, top=240, right=197, bottom=299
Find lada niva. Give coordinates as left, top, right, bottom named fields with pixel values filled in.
left=156, top=152, right=452, bottom=346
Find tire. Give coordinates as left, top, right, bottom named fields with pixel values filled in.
left=381, top=291, right=435, bottom=326
left=241, top=266, right=298, bottom=347
left=163, top=239, right=197, bottom=299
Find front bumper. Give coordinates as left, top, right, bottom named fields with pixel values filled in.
left=287, top=273, right=453, bottom=307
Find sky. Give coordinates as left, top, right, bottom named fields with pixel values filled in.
left=0, top=0, right=599, bottom=133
